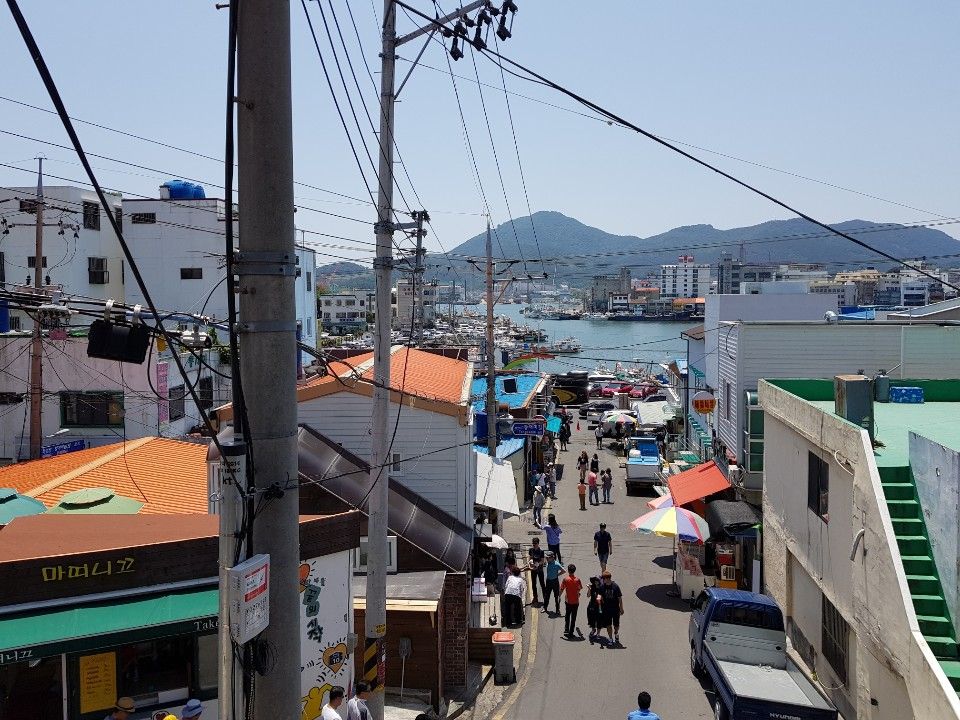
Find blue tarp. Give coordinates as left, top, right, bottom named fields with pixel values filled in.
left=471, top=375, right=542, bottom=411
left=546, top=416, right=562, bottom=433
left=473, top=437, right=525, bottom=459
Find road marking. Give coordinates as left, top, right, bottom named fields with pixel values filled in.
left=490, top=574, right=539, bottom=720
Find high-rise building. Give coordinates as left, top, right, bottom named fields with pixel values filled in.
left=660, top=255, right=711, bottom=298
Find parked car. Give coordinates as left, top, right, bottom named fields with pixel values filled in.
left=578, top=400, right=616, bottom=419
left=642, top=393, right=667, bottom=403
left=628, top=384, right=658, bottom=399
left=600, top=382, right=635, bottom=398
left=689, top=588, right=837, bottom=720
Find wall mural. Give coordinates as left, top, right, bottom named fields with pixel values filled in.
left=299, top=550, right=353, bottom=720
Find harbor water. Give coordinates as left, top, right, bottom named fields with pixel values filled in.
left=489, top=303, right=689, bottom=375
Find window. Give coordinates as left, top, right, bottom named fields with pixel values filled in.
left=88, top=256, right=109, bottom=284
left=115, top=636, right=193, bottom=700
left=197, top=376, right=214, bottom=410
left=306, top=271, right=313, bottom=290
left=27, top=256, right=48, bottom=268
left=114, top=206, right=122, bottom=232
left=168, top=385, right=186, bottom=422
left=131, top=212, right=156, bottom=224
left=724, top=381, right=732, bottom=421
left=391, top=452, right=402, bottom=474
left=713, top=602, right=785, bottom=631
left=60, top=391, right=124, bottom=427
left=82, top=201, right=100, bottom=230
left=9, top=316, right=21, bottom=331
left=352, top=536, right=398, bottom=573
left=324, top=299, right=332, bottom=306
left=807, top=451, right=829, bottom=521
left=180, top=267, right=203, bottom=280
left=821, top=594, right=849, bottom=683
left=345, top=300, right=355, bottom=306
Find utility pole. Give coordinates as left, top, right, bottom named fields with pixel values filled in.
left=236, top=2, right=299, bottom=717
left=368, top=5, right=515, bottom=715
left=485, top=220, right=497, bottom=464
left=29, top=157, right=44, bottom=460
left=410, top=210, right=428, bottom=344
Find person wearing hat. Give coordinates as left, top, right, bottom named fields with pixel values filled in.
left=181, top=699, right=203, bottom=719
left=106, top=698, right=135, bottom=720
left=532, top=485, right=545, bottom=527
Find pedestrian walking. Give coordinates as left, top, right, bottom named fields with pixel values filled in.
left=503, top=566, right=526, bottom=627
left=577, top=451, right=589, bottom=482
left=587, top=470, right=599, bottom=506
left=578, top=479, right=587, bottom=511
left=544, top=513, right=563, bottom=561
left=542, top=551, right=565, bottom=614
left=586, top=576, right=603, bottom=640
left=559, top=423, right=570, bottom=451
left=321, top=687, right=345, bottom=720
left=546, top=462, right=557, bottom=499
left=532, top=486, right=545, bottom=527
left=626, top=691, right=661, bottom=720
left=560, top=563, right=583, bottom=637
left=528, top=537, right=546, bottom=605
left=346, top=682, right=370, bottom=720
left=590, top=453, right=600, bottom=474
left=594, top=424, right=603, bottom=449
left=599, top=570, right=624, bottom=646
left=593, top=522, right=613, bottom=572
left=601, top=467, right=613, bottom=504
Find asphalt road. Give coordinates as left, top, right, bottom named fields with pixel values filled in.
left=501, top=422, right=714, bottom=720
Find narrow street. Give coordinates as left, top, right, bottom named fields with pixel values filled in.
left=499, top=421, right=713, bottom=719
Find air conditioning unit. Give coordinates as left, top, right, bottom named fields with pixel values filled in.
left=720, top=565, right=737, bottom=581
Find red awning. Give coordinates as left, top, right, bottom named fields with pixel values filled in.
left=667, top=461, right=731, bottom=507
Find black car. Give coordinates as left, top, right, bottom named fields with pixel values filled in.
left=578, top=400, right=616, bottom=418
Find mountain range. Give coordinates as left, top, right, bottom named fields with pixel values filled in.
left=317, top=211, right=960, bottom=289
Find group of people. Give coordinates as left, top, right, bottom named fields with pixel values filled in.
left=576, top=451, right=614, bottom=509
left=318, top=682, right=372, bottom=720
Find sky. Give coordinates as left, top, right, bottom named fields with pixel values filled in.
left=2, top=1, right=958, bottom=272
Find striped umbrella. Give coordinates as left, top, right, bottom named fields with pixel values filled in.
left=629, top=506, right=710, bottom=544
left=645, top=494, right=674, bottom=510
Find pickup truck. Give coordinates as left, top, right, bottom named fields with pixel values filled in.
left=623, top=436, right=660, bottom=494
left=689, top=588, right=837, bottom=720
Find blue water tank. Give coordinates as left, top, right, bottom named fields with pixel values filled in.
left=161, top=180, right=206, bottom=200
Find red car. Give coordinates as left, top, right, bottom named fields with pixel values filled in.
left=600, top=382, right=634, bottom=398
left=629, top=384, right=659, bottom=399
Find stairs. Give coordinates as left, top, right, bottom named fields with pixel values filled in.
left=880, top=465, right=960, bottom=693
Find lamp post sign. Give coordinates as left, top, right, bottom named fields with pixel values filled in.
left=510, top=417, right=546, bottom=437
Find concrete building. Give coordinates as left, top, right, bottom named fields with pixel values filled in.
left=901, top=279, right=930, bottom=307
left=716, top=254, right=778, bottom=295
left=123, top=189, right=318, bottom=363
left=589, top=268, right=631, bottom=311
left=0, top=334, right=230, bottom=462
left=760, top=377, right=960, bottom=719
left=808, top=279, right=857, bottom=308
left=715, top=321, right=960, bottom=501
left=319, top=290, right=371, bottom=335
left=660, top=255, right=710, bottom=299
left=394, top=279, right=449, bottom=331
left=0, top=185, right=124, bottom=332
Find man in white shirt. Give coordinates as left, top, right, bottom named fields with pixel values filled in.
left=345, top=681, right=370, bottom=720
left=503, top=565, right=526, bottom=627
left=321, top=686, right=345, bottom=720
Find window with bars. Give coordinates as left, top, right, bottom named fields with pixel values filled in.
left=9, top=316, right=21, bottom=331
left=60, top=391, right=124, bottom=427
left=180, top=268, right=203, bottom=280
left=197, top=376, right=214, bottom=410
left=82, top=201, right=100, bottom=230
left=113, top=207, right=122, bottom=232
left=28, top=256, right=48, bottom=268
left=168, top=385, right=186, bottom=422
left=131, top=212, right=156, bottom=224
left=88, top=257, right=109, bottom=285
left=807, top=451, right=829, bottom=522
left=821, top=594, right=849, bottom=683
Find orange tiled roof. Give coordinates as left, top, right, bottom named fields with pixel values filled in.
left=0, top=437, right=209, bottom=514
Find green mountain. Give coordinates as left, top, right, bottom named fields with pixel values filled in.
left=315, top=261, right=374, bottom=290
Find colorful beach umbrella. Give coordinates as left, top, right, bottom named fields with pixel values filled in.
left=46, top=487, right=144, bottom=515
left=629, top=506, right=710, bottom=543
left=645, top=494, right=674, bottom=510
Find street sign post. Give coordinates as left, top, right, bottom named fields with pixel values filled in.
left=511, top=420, right=546, bottom=437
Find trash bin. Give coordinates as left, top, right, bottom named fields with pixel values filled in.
left=492, top=631, right=516, bottom=685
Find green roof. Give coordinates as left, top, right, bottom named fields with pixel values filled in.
left=0, top=588, right=218, bottom=661
left=768, top=379, right=960, bottom=467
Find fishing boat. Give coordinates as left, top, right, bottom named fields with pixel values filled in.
left=548, top=336, right=582, bottom=354
left=605, top=310, right=646, bottom=321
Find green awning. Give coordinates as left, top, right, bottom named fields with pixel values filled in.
left=0, top=588, right=218, bottom=664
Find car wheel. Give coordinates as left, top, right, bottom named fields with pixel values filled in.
left=690, top=644, right=702, bottom=678
left=713, top=697, right=727, bottom=720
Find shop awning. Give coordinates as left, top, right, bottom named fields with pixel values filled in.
left=0, top=587, right=218, bottom=662
left=706, top=499, right=761, bottom=539
left=667, top=461, right=731, bottom=507
left=475, top=452, right=520, bottom=516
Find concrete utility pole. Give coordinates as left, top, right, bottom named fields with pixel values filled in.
left=485, top=220, right=497, bottom=463
left=411, top=210, right=428, bottom=345
left=236, top=2, right=299, bottom=717
left=28, top=157, right=44, bottom=460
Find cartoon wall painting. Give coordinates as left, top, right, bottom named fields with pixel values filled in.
left=299, top=550, right=353, bottom=718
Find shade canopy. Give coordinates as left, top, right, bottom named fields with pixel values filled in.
left=0, top=488, right=46, bottom=524
left=667, top=461, right=731, bottom=507
left=475, top=452, right=520, bottom=516
left=629, top=506, right=710, bottom=543
left=45, top=487, right=144, bottom=515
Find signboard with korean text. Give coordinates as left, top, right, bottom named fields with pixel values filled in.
left=79, top=651, right=116, bottom=714
left=299, top=550, right=353, bottom=720
left=691, top=391, right=717, bottom=415
left=41, top=439, right=86, bottom=458
left=511, top=420, right=546, bottom=437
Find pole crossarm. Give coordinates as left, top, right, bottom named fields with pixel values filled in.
left=395, top=0, right=486, bottom=46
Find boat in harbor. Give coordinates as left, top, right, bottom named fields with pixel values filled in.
left=548, top=336, right=582, bottom=354
left=606, top=310, right=646, bottom=321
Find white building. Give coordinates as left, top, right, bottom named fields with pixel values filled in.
left=660, top=255, right=711, bottom=299
left=901, top=279, right=930, bottom=307
left=760, top=377, right=960, bottom=719
left=216, top=346, right=479, bottom=525
left=319, top=290, right=370, bottom=335
left=715, top=320, right=960, bottom=500
left=394, top=279, right=444, bottom=330
left=123, top=188, right=318, bottom=363
left=0, top=185, right=125, bottom=331
left=0, top=334, right=229, bottom=462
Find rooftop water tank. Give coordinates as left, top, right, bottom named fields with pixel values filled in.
left=159, top=180, right=206, bottom=200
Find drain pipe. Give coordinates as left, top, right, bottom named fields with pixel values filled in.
left=850, top=528, right=866, bottom=561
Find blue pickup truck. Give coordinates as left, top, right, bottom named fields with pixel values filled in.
left=689, top=588, right=838, bottom=720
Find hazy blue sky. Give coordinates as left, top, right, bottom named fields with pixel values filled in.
left=2, top=1, right=958, bottom=269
